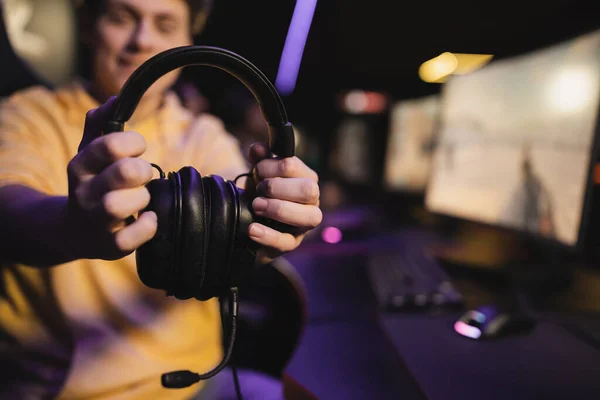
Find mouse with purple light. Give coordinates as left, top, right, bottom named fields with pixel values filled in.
left=454, top=305, right=536, bottom=340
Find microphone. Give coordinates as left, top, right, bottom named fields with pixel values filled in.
left=162, top=370, right=201, bottom=388
left=161, top=287, right=239, bottom=389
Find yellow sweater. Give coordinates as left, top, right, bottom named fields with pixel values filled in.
left=0, top=82, right=248, bottom=399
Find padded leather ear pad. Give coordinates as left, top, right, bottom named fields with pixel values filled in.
left=228, top=183, right=260, bottom=285
left=136, top=176, right=177, bottom=294
left=195, top=175, right=237, bottom=301
left=175, top=166, right=208, bottom=300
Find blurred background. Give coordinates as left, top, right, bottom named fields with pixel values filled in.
left=2, top=1, right=600, bottom=399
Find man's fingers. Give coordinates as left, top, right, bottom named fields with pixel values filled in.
left=248, top=142, right=270, bottom=165
left=100, top=186, right=152, bottom=221
left=254, top=156, right=318, bottom=181
left=256, top=177, right=320, bottom=204
left=73, top=131, right=148, bottom=175
left=248, top=222, right=298, bottom=252
left=79, top=96, right=117, bottom=152
left=87, top=157, right=153, bottom=199
left=113, top=211, right=158, bottom=253
left=252, top=197, right=322, bottom=230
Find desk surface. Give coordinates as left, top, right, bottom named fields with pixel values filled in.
left=381, top=314, right=599, bottom=400
left=284, top=233, right=600, bottom=400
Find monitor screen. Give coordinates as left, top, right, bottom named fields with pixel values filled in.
left=329, top=116, right=374, bottom=184
left=384, top=95, right=441, bottom=193
left=426, top=29, right=600, bottom=247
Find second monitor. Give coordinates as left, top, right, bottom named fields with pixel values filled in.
left=384, top=94, right=441, bottom=194
left=426, top=29, right=600, bottom=248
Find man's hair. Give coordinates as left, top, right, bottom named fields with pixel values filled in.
left=73, top=0, right=213, bottom=35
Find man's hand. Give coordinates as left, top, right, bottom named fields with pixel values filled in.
left=66, top=97, right=157, bottom=260
left=246, top=143, right=322, bottom=263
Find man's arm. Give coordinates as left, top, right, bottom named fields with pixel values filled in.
left=0, top=184, right=77, bottom=267
left=0, top=96, right=157, bottom=267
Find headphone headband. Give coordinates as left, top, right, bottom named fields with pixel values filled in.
left=104, top=46, right=295, bottom=157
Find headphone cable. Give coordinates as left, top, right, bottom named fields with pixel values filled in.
left=228, top=287, right=243, bottom=400
left=161, top=287, right=242, bottom=398
left=234, top=172, right=252, bottom=186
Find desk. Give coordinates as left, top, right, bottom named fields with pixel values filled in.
left=381, top=314, right=599, bottom=400
left=284, top=250, right=426, bottom=400
left=284, top=237, right=600, bottom=400
left=287, top=320, right=427, bottom=400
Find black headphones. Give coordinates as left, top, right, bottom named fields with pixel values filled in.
left=103, top=46, right=296, bottom=391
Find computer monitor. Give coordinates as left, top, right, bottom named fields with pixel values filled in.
left=384, top=95, right=441, bottom=193
left=426, top=29, right=600, bottom=248
left=329, top=115, right=379, bottom=185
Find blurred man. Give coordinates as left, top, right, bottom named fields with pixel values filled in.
left=0, top=0, right=322, bottom=398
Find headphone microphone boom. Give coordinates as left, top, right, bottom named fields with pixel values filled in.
left=102, top=46, right=296, bottom=389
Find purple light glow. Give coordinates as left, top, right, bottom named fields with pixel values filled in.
left=321, top=226, right=342, bottom=244
left=275, top=0, right=318, bottom=95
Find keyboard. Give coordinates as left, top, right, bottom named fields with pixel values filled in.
left=367, top=249, right=464, bottom=312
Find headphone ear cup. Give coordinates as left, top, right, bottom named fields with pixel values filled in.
left=136, top=177, right=177, bottom=294
left=175, top=166, right=208, bottom=300
left=195, top=175, right=237, bottom=300
left=228, top=182, right=260, bottom=285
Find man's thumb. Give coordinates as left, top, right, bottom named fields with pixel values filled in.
left=78, top=96, right=117, bottom=152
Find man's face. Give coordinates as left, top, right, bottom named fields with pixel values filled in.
left=91, top=0, right=193, bottom=98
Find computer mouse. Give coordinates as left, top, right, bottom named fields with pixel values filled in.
left=454, top=304, right=536, bottom=339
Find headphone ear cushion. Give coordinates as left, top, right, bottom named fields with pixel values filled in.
left=195, top=175, right=237, bottom=300
left=175, top=166, right=208, bottom=300
left=228, top=182, right=259, bottom=286
left=136, top=177, right=176, bottom=293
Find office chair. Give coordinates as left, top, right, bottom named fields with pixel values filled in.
left=0, top=2, right=50, bottom=98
